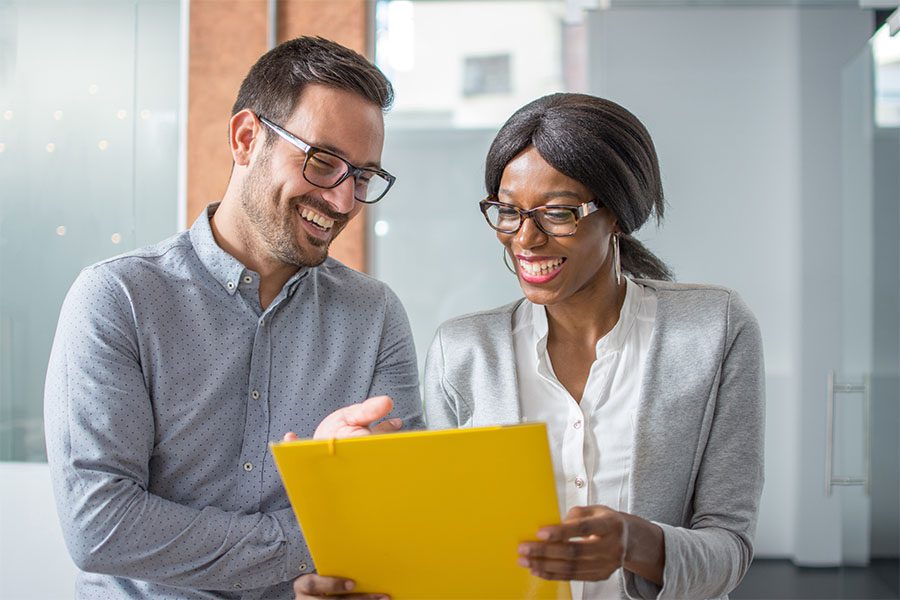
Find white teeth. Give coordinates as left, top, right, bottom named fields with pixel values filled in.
left=300, top=208, right=335, bottom=230
left=520, top=258, right=564, bottom=275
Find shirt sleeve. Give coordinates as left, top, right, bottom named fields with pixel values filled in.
left=422, top=324, right=470, bottom=429
left=365, top=285, right=425, bottom=430
left=624, top=291, right=766, bottom=600
left=43, top=265, right=309, bottom=591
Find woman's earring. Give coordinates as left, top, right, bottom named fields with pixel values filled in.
left=612, top=233, right=622, bottom=285
left=502, top=248, right=516, bottom=275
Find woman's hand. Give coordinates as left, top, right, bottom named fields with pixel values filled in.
left=293, top=574, right=388, bottom=600
left=517, top=505, right=665, bottom=585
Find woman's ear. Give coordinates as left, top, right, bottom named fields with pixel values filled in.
left=229, top=109, right=261, bottom=166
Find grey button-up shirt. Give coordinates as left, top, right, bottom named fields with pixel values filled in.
left=44, top=204, right=424, bottom=599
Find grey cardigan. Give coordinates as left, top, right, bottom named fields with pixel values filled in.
left=423, top=280, right=765, bottom=600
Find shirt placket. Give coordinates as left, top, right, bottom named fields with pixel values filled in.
left=561, top=398, right=589, bottom=513
left=238, top=294, right=275, bottom=509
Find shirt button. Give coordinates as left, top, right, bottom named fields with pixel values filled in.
left=574, top=477, right=585, bottom=488
left=243, top=462, right=253, bottom=472
left=226, top=281, right=235, bottom=290
left=299, top=563, right=308, bottom=572
left=243, top=275, right=253, bottom=284
left=573, top=420, right=582, bottom=429
left=251, top=390, right=260, bottom=400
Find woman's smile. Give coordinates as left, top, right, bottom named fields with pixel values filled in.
left=516, top=255, right=567, bottom=284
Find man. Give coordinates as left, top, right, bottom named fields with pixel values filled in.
left=44, top=36, right=423, bottom=599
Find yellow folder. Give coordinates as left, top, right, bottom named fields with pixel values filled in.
left=271, top=423, right=570, bottom=599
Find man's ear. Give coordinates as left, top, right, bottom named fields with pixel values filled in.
left=230, top=109, right=261, bottom=166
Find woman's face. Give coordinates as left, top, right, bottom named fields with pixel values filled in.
left=496, top=146, right=618, bottom=307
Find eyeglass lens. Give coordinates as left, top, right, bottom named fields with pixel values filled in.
left=483, top=203, right=578, bottom=236
left=304, top=150, right=390, bottom=203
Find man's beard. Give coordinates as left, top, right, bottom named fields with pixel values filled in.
left=239, top=158, right=346, bottom=268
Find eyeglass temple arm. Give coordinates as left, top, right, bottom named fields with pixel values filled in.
left=578, top=201, right=599, bottom=218
left=258, top=116, right=312, bottom=152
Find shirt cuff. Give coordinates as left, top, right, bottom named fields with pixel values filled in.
left=272, top=508, right=313, bottom=582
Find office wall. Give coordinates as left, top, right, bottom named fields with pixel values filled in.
left=0, top=463, right=76, bottom=599
left=871, top=127, right=900, bottom=557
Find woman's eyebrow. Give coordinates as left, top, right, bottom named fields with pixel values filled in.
left=498, top=188, right=585, bottom=202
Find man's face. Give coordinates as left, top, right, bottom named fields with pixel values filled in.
left=240, top=84, right=385, bottom=268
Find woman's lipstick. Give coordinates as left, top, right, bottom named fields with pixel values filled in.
left=516, top=255, right=566, bottom=284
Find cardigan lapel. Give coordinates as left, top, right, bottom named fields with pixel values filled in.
left=479, top=299, right=524, bottom=426
left=627, top=281, right=726, bottom=526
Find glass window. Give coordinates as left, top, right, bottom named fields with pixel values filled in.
left=0, top=0, right=183, bottom=462
left=373, top=0, right=571, bottom=371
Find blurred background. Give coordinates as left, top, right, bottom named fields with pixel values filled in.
left=0, top=0, right=898, bottom=598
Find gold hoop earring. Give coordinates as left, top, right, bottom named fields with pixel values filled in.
left=502, top=248, right=516, bottom=275
left=612, top=233, right=622, bottom=285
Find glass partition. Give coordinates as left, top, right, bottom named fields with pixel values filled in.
left=0, top=0, right=183, bottom=462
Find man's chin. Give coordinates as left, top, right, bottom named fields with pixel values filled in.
left=291, top=237, right=331, bottom=268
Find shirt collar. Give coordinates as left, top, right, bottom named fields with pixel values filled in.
left=189, top=202, right=309, bottom=297
left=530, top=276, right=643, bottom=361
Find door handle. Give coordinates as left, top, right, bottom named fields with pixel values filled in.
left=825, top=370, right=870, bottom=496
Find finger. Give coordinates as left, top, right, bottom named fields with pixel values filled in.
left=342, top=396, right=394, bottom=427
left=293, top=574, right=355, bottom=596
left=370, top=418, right=403, bottom=434
left=518, top=556, right=614, bottom=582
left=537, top=514, right=618, bottom=542
left=283, top=432, right=300, bottom=442
left=519, top=539, right=603, bottom=562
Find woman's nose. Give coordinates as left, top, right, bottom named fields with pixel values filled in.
left=514, top=215, right=547, bottom=249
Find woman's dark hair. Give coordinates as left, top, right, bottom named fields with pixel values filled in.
left=231, top=36, right=393, bottom=145
left=485, top=93, right=673, bottom=281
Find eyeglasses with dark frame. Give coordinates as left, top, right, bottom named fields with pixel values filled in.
left=257, top=115, right=396, bottom=204
left=479, top=197, right=601, bottom=237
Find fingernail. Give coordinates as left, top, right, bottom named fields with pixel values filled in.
left=518, top=544, right=530, bottom=555
left=517, top=557, right=530, bottom=567
left=390, top=418, right=402, bottom=427
left=536, top=530, right=550, bottom=540
left=344, top=580, right=355, bottom=591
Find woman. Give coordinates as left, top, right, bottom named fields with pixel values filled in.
left=295, top=93, right=764, bottom=600
left=422, top=93, right=764, bottom=600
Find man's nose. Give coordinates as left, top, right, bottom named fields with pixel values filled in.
left=321, top=176, right=357, bottom=215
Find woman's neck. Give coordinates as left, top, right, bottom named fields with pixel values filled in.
left=544, top=273, right=627, bottom=349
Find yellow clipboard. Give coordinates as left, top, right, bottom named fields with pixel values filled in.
left=271, top=423, right=570, bottom=600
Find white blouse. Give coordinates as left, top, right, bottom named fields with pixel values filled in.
left=514, top=278, right=658, bottom=600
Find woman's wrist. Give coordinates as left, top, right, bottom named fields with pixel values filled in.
left=621, top=512, right=666, bottom=586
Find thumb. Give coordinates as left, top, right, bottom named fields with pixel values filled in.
left=342, top=395, right=394, bottom=427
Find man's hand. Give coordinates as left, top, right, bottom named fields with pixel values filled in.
left=293, top=574, right=388, bottom=600
left=282, top=396, right=403, bottom=442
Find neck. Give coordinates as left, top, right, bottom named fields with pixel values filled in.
left=210, top=194, right=299, bottom=307
left=545, top=272, right=627, bottom=348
